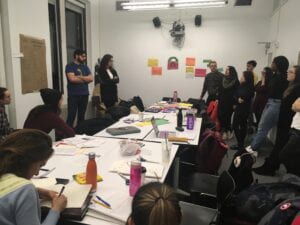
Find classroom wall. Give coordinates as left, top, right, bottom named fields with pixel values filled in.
left=269, top=0, right=300, bottom=65
left=0, top=0, right=101, bottom=128
left=99, top=1, right=270, bottom=107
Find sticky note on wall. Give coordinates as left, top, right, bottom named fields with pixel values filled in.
left=186, top=57, right=196, bottom=66
left=186, top=66, right=194, bottom=74
left=152, top=67, right=162, bottom=76
left=195, top=68, right=206, bottom=77
left=148, top=58, right=158, bottom=67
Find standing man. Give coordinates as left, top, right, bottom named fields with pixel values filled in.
left=247, top=60, right=258, bottom=85
left=200, top=60, right=223, bottom=105
left=65, top=49, right=93, bottom=127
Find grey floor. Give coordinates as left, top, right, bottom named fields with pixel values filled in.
left=219, top=132, right=286, bottom=184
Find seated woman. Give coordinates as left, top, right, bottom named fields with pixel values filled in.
left=0, top=87, right=14, bottom=141
left=127, top=182, right=182, bottom=225
left=0, top=129, right=67, bottom=225
left=24, top=88, right=75, bottom=139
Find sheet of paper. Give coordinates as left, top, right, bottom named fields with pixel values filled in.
left=31, top=178, right=57, bottom=188
left=195, top=68, right=207, bottom=77
left=147, top=58, right=158, bottom=67
left=186, top=57, right=196, bottom=66
left=151, top=66, right=162, bottom=76
left=185, top=66, right=194, bottom=74
left=109, top=160, right=164, bottom=178
left=141, top=148, right=162, bottom=163
left=53, top=144, right=78, bottom=156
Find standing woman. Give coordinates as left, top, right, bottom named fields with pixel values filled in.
left=218, top=66, right=240, bottom=140
left=98, top=54, right=120, bottom=109
left=254, top=66, right=300, bottom=175
left=0, top=87, right=14, bottom=141
left=232, top=71, right=255, bottom=150
left=0, top=129, right=67, bottom=225
left=252, top=67, right=273, bottom=126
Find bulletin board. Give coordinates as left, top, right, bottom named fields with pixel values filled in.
left=20, top=34, right=48, bottom=94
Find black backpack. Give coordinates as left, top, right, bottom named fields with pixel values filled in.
left=107, top=106, right=130, bottom=121
left=258, top=197, right=300, bottom=225
left=132, top=96, right=145, bottom=112
left=75, top=116, right=115, bottom=135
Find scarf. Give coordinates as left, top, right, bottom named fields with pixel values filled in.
left=223, top=76, right=237, bottom=89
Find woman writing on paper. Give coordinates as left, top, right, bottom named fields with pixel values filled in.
left=0, top=129, right=67, bottom=225
left=98, top=54, right=120, bottom=109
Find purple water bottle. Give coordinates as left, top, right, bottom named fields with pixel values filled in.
left=129, top=160, right=142, bottom=196
left=187, top=111, right=195, bottom=130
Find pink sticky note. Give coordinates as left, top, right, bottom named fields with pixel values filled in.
left=195, top=68, right=206, bottom=77
left=151, top=66, right=162, bottom=76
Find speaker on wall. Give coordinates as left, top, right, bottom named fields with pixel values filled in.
left=195, top=15, right=202, bottom=27
left=153, top=17, right=161, bottom=28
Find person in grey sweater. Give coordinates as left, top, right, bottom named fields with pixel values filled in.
left=200, top=60, right=223, bottom=105
left=0, top=129, right=67, bottom=225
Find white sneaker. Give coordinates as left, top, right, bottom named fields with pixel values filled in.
left=222, top=132, right=228, bottom=140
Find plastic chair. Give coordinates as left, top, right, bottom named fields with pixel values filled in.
left=180, top=171, right=236, bottom=225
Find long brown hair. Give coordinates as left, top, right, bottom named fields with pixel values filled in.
left=0, top=129, right=53, bottom=178
left=284, top=66, right=300, bottom=98
left=129, top=182, right=181, bottom=225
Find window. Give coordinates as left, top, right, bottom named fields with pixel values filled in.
left=65, top=2, right=86, bottom=64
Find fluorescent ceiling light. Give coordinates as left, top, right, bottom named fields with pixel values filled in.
left=117, top=0, right=227, bottom=11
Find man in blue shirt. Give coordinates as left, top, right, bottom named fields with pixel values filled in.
left=65, top=49, right=93, bottom=127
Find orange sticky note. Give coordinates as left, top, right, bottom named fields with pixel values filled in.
left=195, top=68, right=206, bottom=77
left=152, top=67, right=162, bottom=76
left=186, top=57, right=196, bottom=66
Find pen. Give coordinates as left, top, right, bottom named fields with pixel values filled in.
left=58, top=186, right=65, bottom=197
left=96, top=195, right=111, bottom=208
left=92, top=199, right=111, bottom=209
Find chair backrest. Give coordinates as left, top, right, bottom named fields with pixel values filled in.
left=162, top=97, right=181, bottom=102
left=216, top=171, right=235, bottom=205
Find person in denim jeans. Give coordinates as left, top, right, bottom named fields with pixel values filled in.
left=247, top=56, right=289, bottom=153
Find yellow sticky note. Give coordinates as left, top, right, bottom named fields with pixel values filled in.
left=148, top=58, right=158, bottom=67
left=186, top=66, right=194, bottom=74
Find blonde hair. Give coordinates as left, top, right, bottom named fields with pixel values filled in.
left=130, top=182, right=181, bottom=225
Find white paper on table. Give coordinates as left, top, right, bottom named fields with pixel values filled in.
left=63, top=135, right=95, bottom=146
left=140, top=148, right=162, bottom=163
left=77, top=139, right=106, bottom=148
left=87, top=210, right=124, bottom=225
left=109, top=160, right=164, bottom=178
left=31, top=178, right=57, bottom=188
left=53, top=144, right=78, bottom=156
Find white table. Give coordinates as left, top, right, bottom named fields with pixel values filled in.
left=144, top=113, right=202, bottom=146
left=45, top=137, right=178, bottom=225
left=93, top=113, right=163, bottom=140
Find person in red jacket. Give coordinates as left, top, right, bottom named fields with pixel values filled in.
left=24, top=88, right=75, bottom=140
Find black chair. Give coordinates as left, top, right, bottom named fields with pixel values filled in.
left=162, top=97, right=181, bottom=102
left=180, top=171, right=235, bottom=225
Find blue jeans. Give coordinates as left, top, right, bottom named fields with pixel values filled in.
left=250, top=99, right=281, bottom=150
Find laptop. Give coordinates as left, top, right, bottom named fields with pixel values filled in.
left=151, top=117, right=175, bottom=138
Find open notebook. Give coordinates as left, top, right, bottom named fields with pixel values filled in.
left=32, top=178, right=92, bottom=220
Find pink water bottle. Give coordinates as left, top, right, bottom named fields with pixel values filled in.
left=129, top=160, right=142, bottom=196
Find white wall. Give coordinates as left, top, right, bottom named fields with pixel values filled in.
left=99, top=1, right=270, bottom=106
left=0, top=0, right=101, bottom=128
left=269, top=0, right=300, bottom=65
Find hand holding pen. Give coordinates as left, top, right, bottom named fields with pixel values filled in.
left=52, top=186, right=67, bottom=212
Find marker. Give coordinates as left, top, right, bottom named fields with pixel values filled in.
left=92, top=199, right=111, bottom=209
left=96, top=195, right=111, bottom=208
left=58, top=186, right=65, bottom=197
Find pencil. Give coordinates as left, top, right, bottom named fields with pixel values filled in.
left=96, top=195, right=111, bottom=208
left=92, top=199, right=111, bottom=209
left=58, top=186, right=65, bottom=197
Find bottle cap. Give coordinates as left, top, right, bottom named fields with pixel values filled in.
left=88, top=152, right=96, bottom=159
left=131, top=160, right=141, bottom=167
left=141, top=166, right=147, bottom=174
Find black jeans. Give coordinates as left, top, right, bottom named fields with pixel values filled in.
left=218, top=105, right=233, bottom=132
left=233, top=110, right=249, bottom=148
left=279, top=128, right=300, bottom=176
left=67, top=95, right=89, bottom=127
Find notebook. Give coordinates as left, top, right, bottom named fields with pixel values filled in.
left=106, top=126, right=141, bottom=136
left=32, top=179, right=92, bottom=221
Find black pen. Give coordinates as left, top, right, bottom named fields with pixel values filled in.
left=58, top=186, right=65, bottom=197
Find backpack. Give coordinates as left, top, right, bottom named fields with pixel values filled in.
left=207, top=101, right=221, bottom=131
left=75, top=116, right=115, bottom=136
left=228, top=149, right=256, bottom=193
left=132, top=96, right=145, bottom=112
left=187, top=98, right=206, bottom=114
left=235, top=177, right=300, bottom=223
left=258, top=197, right=300, bottom=225
left=107, top=106, right=130, bottom=121
left=195, top=129, right=228, bottom=174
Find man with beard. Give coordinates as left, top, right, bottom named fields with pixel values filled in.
left=65, top=49, right=93, bottom=127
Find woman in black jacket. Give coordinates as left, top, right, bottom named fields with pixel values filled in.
left=98, top=54, right=119, bottom=109
left=218, top=66, right=240, bottom=140
left=232, top=71, right=255, bottom=150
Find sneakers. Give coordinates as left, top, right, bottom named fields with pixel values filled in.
left=253, top=163, right=276, bottom=176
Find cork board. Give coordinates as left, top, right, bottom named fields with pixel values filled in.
left=20, top=34, right=48, bottom=94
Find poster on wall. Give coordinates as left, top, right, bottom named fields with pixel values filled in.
left=186, top=57, right=196, bottom=66
left=20, top=34, right=48, bottom=94
left=195, top=68, right=206, bottom=77
left=167, top=57, right=179, bottom=70
left=152, top=67, right=162, bottom=76
left=148, top=58, right=158, bottom=67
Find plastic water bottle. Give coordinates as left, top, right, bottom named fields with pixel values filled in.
left=86, top=152, right=97, bottom=192
left=186, top=110, right=195, bottom=130
left=173, top=91, right=178, bottom=103
left=129, top=160, right=142, bottom=196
